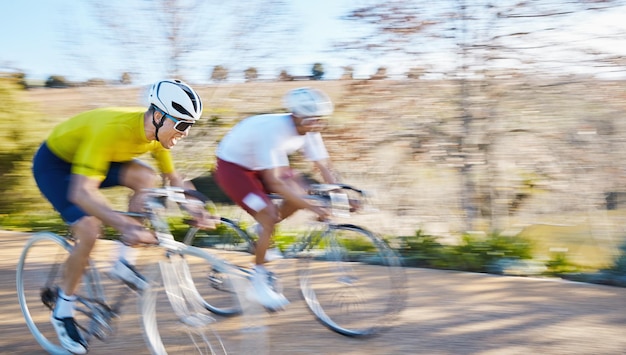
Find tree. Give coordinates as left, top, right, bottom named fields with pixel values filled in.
left=312, top=63, right=324, bottom=80
left=45, top=75, right=69, bottom=88
left=81, top=1, right=296, bottom=82
left=406, top=67, right=424, bottom=80
left=340, top=66, right=354, bottom=80
left=278, top=70, right=293, bottom=81
left=211, top=65, right=229, bottom=82
left=244, top=67, right=259, bottom=82
left=120, top=72, right=132, bottom=85
left=370, top=67, right=387, bottom=80
left=0, top=78, right=42, bottom=213
left=338, top=0, right=626, bottom=231
left=84, top=1, right=221, bottom=80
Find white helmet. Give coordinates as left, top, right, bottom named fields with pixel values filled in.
left=284, top=87, right=333, bottom=118
left=149, top=79, right=203, bottom=121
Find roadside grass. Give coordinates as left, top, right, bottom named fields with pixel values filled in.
left=4, top=208, right=624, bottom=287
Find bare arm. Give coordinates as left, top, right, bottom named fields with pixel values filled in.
left=163, top=171, right=185, bottom=188
left=68, top=174, right=145, bottom=235
left=261, top=167, right=327, bottom=217
left=313, top=159, right=338, bottom=184
left=164, top=171, right=218, bottom=229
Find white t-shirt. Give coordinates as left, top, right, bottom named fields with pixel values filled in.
left=216, top=113, right=329, bottom=170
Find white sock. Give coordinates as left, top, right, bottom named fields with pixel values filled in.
left=115, top=240, right=138, bottom=265
left=54, top=289, right=76, bottom=318
left=253, top=264, right=268, bottom=274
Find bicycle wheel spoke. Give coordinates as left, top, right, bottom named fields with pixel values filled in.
left=141, top=251, right=232, bottom=354
left=299, top=225, right=405, bottom=337
left=182, top=218, right=254, bottom=316
left=190, top=217, right=255, bottom=254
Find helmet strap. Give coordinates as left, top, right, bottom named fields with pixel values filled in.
left=151, top=109, right=166, bottom=142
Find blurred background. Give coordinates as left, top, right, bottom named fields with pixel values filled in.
left=2, top=0, right=626, bottom=276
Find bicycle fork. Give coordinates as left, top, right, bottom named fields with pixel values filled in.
left=159, top=254, right=216, bottom=328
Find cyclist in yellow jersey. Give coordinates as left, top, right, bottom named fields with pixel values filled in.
left=32, top=79, right=216, bottom=354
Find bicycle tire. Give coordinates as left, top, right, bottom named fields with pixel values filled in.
left=182, top=217, right=255, bottom=316
left=184, top=217, right=255, bottom=254
left=140, top=246, right=240, bottom=354
left=16, top=232, right=81, bottom=354
left=298, top=224, right=406, bottom=337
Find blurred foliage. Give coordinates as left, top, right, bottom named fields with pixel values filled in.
left=0, top=211, right=66, bottom=234
left=544, top=251, right=582, bottom=275
left=398, top=230, right=534, bottom=273
left=278, top=69, right=292, bottom=81
left=370, top=66, right=387, bottom=80
left=340, top=66, right=353, bottom=80
left=406, top=67, right=424, bottom=79
left=120, top=72, right=132, bottom=85
left=85, top=78, right=107, bottom=87
left=211, top=65, right=229, bottom=82
left=244, top=67, right=258, bottom=82
left=312, top=63, right=324, bottom=80
left=0, top=78, right=45, bottom=215
left=397, top=230, right=444, bottom=267
left=45, top=75, right=69, bottom=88
left=606, top=242, right=626, bottom=275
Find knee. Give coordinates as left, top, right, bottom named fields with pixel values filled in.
left=256, top=206, right=280, bottom=228
left=71, top=216, right=102, bottom=247
left=122, top=163, right=159, bottom=191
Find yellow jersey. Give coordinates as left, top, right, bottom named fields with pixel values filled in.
left=46, top=107, right=174, bottom=181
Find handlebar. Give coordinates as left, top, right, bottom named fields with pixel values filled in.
left=308, top=183, right=365, bottom=197
left=141, top=187, right=210, bottom=209
left=268, top=183, right=368, bottom=218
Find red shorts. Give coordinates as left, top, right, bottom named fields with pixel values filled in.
left=214, top=158, right=272, bottom=215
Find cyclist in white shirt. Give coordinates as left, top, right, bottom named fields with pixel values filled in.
left=214, top=87, right=337, bottom=310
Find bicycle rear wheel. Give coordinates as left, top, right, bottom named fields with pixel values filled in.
left=141, top=247, right=241, bottom=354
left=298, top=224, right=405, bottom=337
left=182, top=217, right=255, bottom=316
left=16, top=232, right=78, bottom=354
left=184, top=217, right=255, bottom=253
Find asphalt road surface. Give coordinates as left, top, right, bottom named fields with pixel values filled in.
left=1, top=231, right=625, bottom=354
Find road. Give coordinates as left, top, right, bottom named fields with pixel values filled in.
left=1, top=231, right=625, bottom=354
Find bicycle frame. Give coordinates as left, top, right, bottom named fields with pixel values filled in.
left=17, top=187, right=251, bottom=354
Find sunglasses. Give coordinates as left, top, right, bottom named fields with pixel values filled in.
left=163, top=113, right=194, bottom=132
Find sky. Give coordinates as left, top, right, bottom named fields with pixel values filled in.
left=0, top=0, right=365, bottom=84
left=2, top=1, right=626, bottom=85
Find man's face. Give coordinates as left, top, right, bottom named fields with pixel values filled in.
left=296, top=116, right=327, bottom=134
left=158, top=112, right=194, bottom=149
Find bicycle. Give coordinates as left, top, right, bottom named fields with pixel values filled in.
left=16, top=187, right=247, bottom=354
left=183, top=183, right=406, bottom=337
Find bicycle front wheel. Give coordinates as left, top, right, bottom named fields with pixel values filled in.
left=182, top=217, right=255, bottom=316
left=141, top=246, right=242, bottom=354
left=16, top=232, right=75, bottom=354
left=298, top=224, right=405, bottom=337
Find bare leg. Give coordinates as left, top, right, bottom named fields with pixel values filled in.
left=253, top=206, right=279, bottom=266
left=117, top=161, right=159, bottom=261
left=121, top=160, right=159, bottom=213
left=64, top=216, right=101, bottom=295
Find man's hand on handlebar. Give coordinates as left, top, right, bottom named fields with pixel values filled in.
left=179, top=192, right=220, bottom=230
left=120, top=221, right=159, bottom=246
left=310, top=205, right=331, bottom=221
left=185, top=209, right=220, bottom=230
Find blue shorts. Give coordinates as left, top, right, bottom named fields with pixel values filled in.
left=32, top=143, right=127, bottom=224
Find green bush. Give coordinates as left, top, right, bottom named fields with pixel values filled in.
left=45, top=75, right=69, bottom=88
left=442, top=233, right=534, bottom=272
left=545, top=251, right=581, bottom=275
left=397, top=230, right=534, bottom=273
left=0, top=78, right=43, bottom=214
left=312, top=63, right=324, bottom=80
left=397, top=230, right=444, bottom=267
